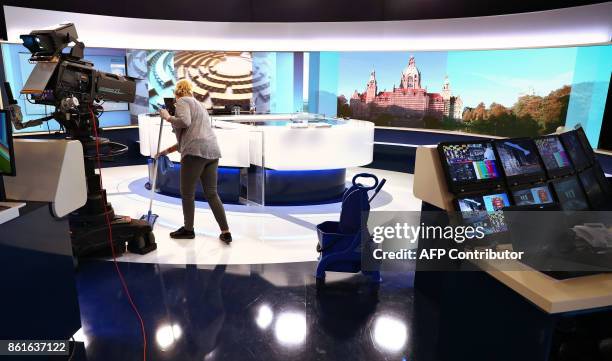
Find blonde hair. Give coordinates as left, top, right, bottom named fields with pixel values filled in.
left=174, top=79, right=194, bottom=98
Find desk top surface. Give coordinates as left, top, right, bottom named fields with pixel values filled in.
left=474, top=258, right=612, bottom=314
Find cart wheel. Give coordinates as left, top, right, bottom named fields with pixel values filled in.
left=137, top=231, right=156, bottom=248
left=128, top=231, right=156, bottom=254
left=134, top=235, right=146, bottom=249
left=145, top=231, right=155, bottom=245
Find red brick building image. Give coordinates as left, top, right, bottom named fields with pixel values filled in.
left=349, top=56, right=463, bottom=122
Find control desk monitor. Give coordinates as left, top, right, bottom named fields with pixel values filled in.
left=575, top=126, right=596, bottom=160
left=511, top=184, right=555, bottom=206
left=534, top=135, right=573, bottom=178
left=494, top=138, right=546, bottom=186
left=578, top=167, right=610, bottom=210
left=456, top=191, right=511, bottom=236
left=592, top=164, right=612, bottom=198
left=438, top=141, right=502, bottom=194
left=0, top=110, right=16, bottom=176
left=559, top=130, right=592, bottom=171
left=551, top=176, right=589, bottom=211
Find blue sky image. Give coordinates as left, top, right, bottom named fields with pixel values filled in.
left=338, top=51, right=448, bottom=100
left=338, top=47, right=578, bottom=108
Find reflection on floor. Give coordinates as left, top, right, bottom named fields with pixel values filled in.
left=76, top=260, right=438, bottom=361
left=78, top=165, right=431, bottom=360
left=101, top=165, right=421, bottom=265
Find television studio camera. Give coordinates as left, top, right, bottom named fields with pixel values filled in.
left=3, top=23, right=156, bottom=257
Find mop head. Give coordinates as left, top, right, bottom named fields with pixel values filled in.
left=141, top=155, right=170, bottom=227
left=140, top=211, right=159, bottom=226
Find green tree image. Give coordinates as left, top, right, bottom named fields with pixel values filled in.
left=337, top=95, right=352, bottom=118
left=338, top=84, right=573, bottom=138
left=458, top=85, right=571, bottom=137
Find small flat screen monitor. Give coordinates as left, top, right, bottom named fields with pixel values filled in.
left=438, top=141, right=502, bottom=194
left=494, top=138, right=545, bottom=185
left=578, top=167, right=609, bottom=209
left=592, top=164, right=612, bottom=198
left=551, top=176, right=589, bottom=211
left=0, top=110, right=16, bottom=176
left=534, top=135, right=573, bottom=178
left=575, top=126, right=596, bottom=159
left=163, top=97, right=176, bottom=116
left=559, top=130, right=592, bottom=171
left=456, top=192, right=511, bottom=235
left=511, top=184, right=555, bottom=206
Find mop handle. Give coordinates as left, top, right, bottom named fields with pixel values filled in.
left=147, top=115, right=165, bottom=213
left=368, top=178, right=386, bottom=203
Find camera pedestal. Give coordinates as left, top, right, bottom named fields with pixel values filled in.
left=69, top=136, right=157, bottom=258
left=69, top=215, right=156, bottom=257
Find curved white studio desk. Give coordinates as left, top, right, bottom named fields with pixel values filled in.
left=138, top=114, right=250, bottom=168
left=138, top=113, right=374, bottom=170
left=138, top=113, right=374, bottom=205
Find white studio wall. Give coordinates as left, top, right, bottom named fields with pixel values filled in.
left=3, top=4, right=612, bottom=52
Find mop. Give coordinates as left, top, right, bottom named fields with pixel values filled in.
left=140, top=113, right=165, bottom=227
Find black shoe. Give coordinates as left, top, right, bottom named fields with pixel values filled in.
left=170, top=227, right=195, bottom=239
left=219, top=232, right=232, bottom=244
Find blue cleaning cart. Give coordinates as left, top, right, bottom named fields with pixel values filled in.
left=315, top=173, right=386, bottom=283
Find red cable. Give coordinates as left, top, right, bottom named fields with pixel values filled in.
left=90, top=106, right=147, bottom=361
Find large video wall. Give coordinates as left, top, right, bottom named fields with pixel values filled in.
left=143, top=50, right=311, bottom=115
left=145, top=50, right=272, bottom=114
left=149, top=47, right=610, bottom=146
left=337, top=45, right=611, bottom=146
left=2, top=43, right=610, bottom=148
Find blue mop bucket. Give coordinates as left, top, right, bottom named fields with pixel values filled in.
left=315, top=173, right=386, bottom=280
left=317, top=221, right=360, bottom=257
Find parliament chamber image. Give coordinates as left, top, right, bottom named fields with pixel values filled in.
left=0, top=1, right=612, bottom=361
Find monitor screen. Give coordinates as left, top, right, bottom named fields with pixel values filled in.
left=494, top=139, right=544, bottom=178
left=592, top=164, right=612, bottom=197
left=575, top=126, right=596, bottom=157
left=163, top=97, right=176, bottom=116
left=457, top=192, right=511, bottom=235
left=440, top=142, right=500, bottom=184
left=0, top=111, right=16, bottom=176
left=552, top=176, right=589, bottom=211
left=534, top=136, right=572, bottom=175
left=512, top=185, right=555, bottom=206
left=578, top=167, right=605, bottom=207
left=560, top=130, right=591, bottom=170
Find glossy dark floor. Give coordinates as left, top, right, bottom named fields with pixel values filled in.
left=76, top=260, right=436, bottom=361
